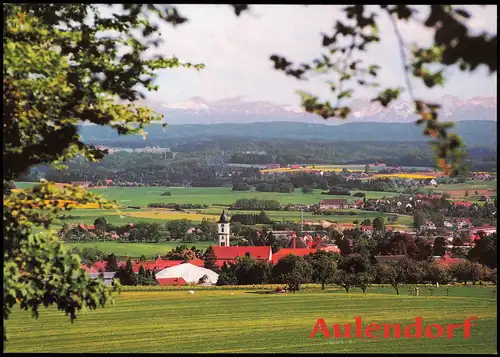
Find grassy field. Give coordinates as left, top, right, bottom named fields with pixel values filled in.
left=12, top=184, right=411, bottom=229
left=14, top=183, right=400, bottom=206
left=48, top=207, right=414, bottom=231
left=422, top=180, right=497, bottom=200
left=4, top=286, right=496, bottom=353
left=65, top=241, right=213, bottom=258
left=89, top=186, right=401, bottom=206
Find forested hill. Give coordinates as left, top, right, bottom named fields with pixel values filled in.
left=79, top=120, right=496, bottom=148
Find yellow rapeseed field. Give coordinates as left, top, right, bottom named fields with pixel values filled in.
left=260, top=167, right=345, bottom=174
left=373, top=173, right=436, bottom=179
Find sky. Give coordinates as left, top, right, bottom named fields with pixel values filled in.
left=107, top=5, right=497, bottom=106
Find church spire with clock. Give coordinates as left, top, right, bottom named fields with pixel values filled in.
left=217, top=210, right=230, bottom=247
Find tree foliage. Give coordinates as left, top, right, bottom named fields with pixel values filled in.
left=264, top=5, right=497, bottom=176
left=272, top=255, right=313, bottom=292
left=3, top=3, right=203, bottom=345
left=306, top=251, right=339, bottom=290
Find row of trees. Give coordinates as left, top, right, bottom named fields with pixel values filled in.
left=230, top=211, right=273, bottom=225
left=25, top=144, right=490, bottom=190
left=147, top=203, right=209, bottom=209
left=208, top=251, right=496, bottom=293
left=60, top=218, right=218, bottom=243
left=230, top=198, right=282, bottom=211
left=331, top=228, right=497, bottom=270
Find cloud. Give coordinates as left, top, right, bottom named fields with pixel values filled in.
left=139, top=5, right=497, bottom=104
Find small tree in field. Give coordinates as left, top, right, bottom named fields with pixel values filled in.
left=376, top=262, right=402, bottom=295
left=373, top=217, right=385, bottom=231
left=424, top=262, right=452, bottom=286
left=334, top=270, right=357, bottom=293
left=307, top=251, right=338, bottom=290
left=272, top=255, right=312, bottom=293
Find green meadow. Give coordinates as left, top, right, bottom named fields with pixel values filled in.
left=16, top=183, right=413, bottom=232
left=14, top=183, right=400, bottom=206
left=90, top=186, right=400, bottom=206
left=4, top=286, right=497, bottom=353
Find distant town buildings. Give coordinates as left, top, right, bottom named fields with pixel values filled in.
left=320, top=199, right=348, bottom=210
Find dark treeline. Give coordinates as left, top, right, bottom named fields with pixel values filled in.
left=212, top=250, right=496, bottom=292
left=148, top=203, right=209, bottom=209
left=20, top=136, right=496, bottom=185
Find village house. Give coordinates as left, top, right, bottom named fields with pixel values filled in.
left=265, top=163, right=281, bottom=169
left=454, top=201, right=474, bottom=208
left=71, top=181, right=92, bottom=188
left=319, top=199, right=348, bottom=210
left=348, top=200, right=364, bottom=209
left=470, top=224, right=496, bottom=236
left=431, top=252, right=463, bottom=267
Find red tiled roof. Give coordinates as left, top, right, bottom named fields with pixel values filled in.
left=454, top=201, right=473, bottom=207
left=189, top=258, right=205, bottom=267
left=91, top=261, right=125, bottom=272
left=81, top=265, right=99, bottom=273
left=149, top=260, right=184, bottom=271
left=470, top=234, right=481, bottom=241
left=434, top=255, right=462, bottom=266
left=211, top=246, right=272, bottom=261
left=156, top=277, right=188, bottom=286
left=132, top=261, right=154, bottom=273
left=215, top=259, right=236, bottom=268
left=272, top=248, right=317, bottom=264
left=318, top=246, right=341, bottom=254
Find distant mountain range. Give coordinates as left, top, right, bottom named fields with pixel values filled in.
left=121, top=95, right=497, bottom=125
left=80, top=120, right=497, bottom=148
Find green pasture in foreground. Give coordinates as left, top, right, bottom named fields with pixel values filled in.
left=65, top=241, right=212, bottom=258
left=5, top=286, right=496, bottom=353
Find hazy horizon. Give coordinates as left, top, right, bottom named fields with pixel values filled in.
left=97, top=5, right=498, bottom=106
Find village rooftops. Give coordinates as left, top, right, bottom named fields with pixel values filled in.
left=211, top=246, right=272, bottom=261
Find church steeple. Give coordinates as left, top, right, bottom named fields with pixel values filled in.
left=217, top=210, right=230, bottom=246
left=218, top=209, right=228, bottom=224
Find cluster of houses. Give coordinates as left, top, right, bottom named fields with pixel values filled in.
left=83, top=210, right=497, bottom=287
left=83, top=211, right=341, bottom=286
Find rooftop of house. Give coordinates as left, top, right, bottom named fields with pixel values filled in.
left=156, top=277, right=188, bottom=286
left=211, top=246, right=272, bottom=260
left=272, top=248, right=317, bottom=264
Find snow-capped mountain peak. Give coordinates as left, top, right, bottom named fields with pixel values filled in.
left=153, top=96, right=496, bottom=125
left=162, top=97, right=210, bottom=112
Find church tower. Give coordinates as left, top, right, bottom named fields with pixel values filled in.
left=217, top=210, right=230, bottom=247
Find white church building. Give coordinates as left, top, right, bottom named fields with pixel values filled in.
left=217, top=209, right=230, bottom=246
